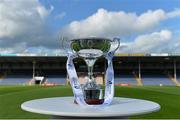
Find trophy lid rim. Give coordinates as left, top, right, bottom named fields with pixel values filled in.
left=70, top=37, right=112, bottom=41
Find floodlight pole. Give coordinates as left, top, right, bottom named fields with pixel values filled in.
left=33, top=61, right=36, bottom=79
left=174, top=60, right=177, bottom=80
left=138, top=60, right=141, bottom=79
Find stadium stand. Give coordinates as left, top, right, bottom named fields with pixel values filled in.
left=0, top=55, right=180, bottom=86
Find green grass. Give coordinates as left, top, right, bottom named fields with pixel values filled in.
left=0, top=85, right=180, bottom=119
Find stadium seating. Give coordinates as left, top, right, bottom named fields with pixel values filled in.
left=114, top=74, right=137, bottom=85
left=0, top=73, right=178, bottom=86
left=46, top=77, right=66, bottom=85
left=0, top=76, right=31, bottom=85
left=141, top=75, right=174, bottom=86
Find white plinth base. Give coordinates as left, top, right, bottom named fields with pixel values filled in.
left=21, top=97, right=160, bottom=118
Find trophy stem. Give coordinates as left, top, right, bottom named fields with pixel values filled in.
left=84, top=58, right=96, bottom=82
left=83, top=58, right=105, bottom=105
left=88, top=66, right=93, bottom=80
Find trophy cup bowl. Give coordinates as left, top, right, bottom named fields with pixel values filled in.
left=63, top=36, right=120, bottom=106
left=71, top=38, right=111, bottom=54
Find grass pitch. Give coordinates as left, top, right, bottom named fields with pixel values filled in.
left=0, top=85, right=180, bottom=119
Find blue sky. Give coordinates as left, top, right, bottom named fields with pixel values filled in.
left=0, top=0, right=180, bottom=55
left=40, top=0, right=180, bottom=30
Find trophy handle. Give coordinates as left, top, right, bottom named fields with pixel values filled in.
left=60, top=36, right=75, bottom=54
left=112, top=37, right=120, bottom=52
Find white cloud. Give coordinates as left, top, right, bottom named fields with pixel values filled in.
left=24, top=46, right=66, bottom=56
left=60, top=8, right=180, bottom=39
left=37, top=5, right=54, bottom=19
left=0, top=42, right=27, bottom=54
left=120, top=30, right=172, bottom=53
left=0, top=0, right=54, bottom=49
left=167, top=8, right=180, bottom=18
left=0, top=2, right=180, bottom=54
left=135, top=9, right=165, bottom=32
left=55, top=12, right=66, bottom=19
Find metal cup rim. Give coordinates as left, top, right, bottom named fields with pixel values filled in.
left=70, top=37, right=112, bottom=42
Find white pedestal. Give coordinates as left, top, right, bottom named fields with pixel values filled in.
left=21, top=97, right=160, bottom=119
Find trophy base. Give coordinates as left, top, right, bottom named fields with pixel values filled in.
left=85, top=99, right=104, bottom=105
left=74, top=99, right=104, bottom=105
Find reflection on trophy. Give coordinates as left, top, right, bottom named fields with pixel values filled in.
left=62, top=37, right=120, bottom=106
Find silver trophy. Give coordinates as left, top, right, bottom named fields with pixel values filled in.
left=62, top=37, right=120, bottom=107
